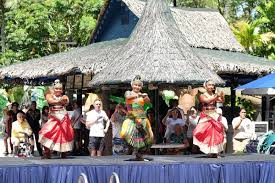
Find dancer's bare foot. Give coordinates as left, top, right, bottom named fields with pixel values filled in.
left=208, top=154, right=221, bottom=158
left=207, top=154, right=213, bottom=158
left=60, top=152, right=66, bottom=159
left=135, top=153, right=144, bottom=161
left=41, top=154, right=51, bottom=159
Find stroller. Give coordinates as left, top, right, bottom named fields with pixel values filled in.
left=17, top=132, right=32, bottom=157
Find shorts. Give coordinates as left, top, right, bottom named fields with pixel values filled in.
left=88, top=136, right=105, bottom=151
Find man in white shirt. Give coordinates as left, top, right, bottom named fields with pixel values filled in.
left=232, top=108, right=253, bottom=153
left=86, top=99, right=110, bottom=157
left=111, top=104, right=127, bottom=155
left=216, top=108, right=228, bottom=153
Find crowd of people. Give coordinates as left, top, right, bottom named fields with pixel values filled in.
left=1, top=78, right=258, bottom=160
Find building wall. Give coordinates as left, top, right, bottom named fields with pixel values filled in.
left=93, top=0, right=138, bottom=43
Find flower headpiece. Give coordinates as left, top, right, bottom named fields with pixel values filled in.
left=131, top=75, right=143, bottom=87
left=53, top=79, right=63, bottom=89
left=203, top=79, right=214, bottom=88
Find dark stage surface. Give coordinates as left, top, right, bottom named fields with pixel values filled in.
left=1, top=154, right=275, bottom=183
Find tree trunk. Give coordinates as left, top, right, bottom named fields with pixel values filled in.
left=1, top=18, right=5, bottom=53
left=173, top=0, right=177, bottom=7
left=0, top=1, right=6, bottom=53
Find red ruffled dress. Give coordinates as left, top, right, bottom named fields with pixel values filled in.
left=39, top=105, right=74, bottom=152
left=193, top=104, right=224, bottom=154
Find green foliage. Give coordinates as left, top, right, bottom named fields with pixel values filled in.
left=174, top=0, right=274, bottom=60
left=7, top=86, right=24, bottom=104
left=231, top=1, right=275, bottom=59
left=0, top=0, right=103, bottom=65
left=254, top=1, right=275, bottom=59
left=231, top=19, right=268, bottom=52
left=236, top=97, right=256, bottom=119
left=227, top=0, right=262, bottom=22
left=224, top=95, right=256, bottom=119
left=175, top=0, right=218, bottom=8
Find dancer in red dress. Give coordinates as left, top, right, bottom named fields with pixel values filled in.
left=39, top=79, right=74, bottom=158
left=193, top=79, right=224, bottom=158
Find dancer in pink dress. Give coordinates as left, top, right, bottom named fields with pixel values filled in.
left=193, top=80, right=224, bottom=158
left=39, top=79, right=74, bottom=158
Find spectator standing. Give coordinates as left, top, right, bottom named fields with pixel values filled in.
left=186, top=106, right=199, bottom=153
left=2, top=108, right=13, bottom=155
left=9, top=102, right=23, bottom=122
left=111, top=104, right=127, bottom=155
left=41, top=106, right=49, bottom=128
left=147, top=108, right=164, bottom=144
left=80, top=105, right=94, bottom=155
left=169, top=99, right=184, bottom=120
left=232, top=108, right=253, bottom=153
left=216, top=108, right=228, bottom=153
left=86, top=99, right=110, bottom=156
left=26, top=101, right=43, bottom=156
left=71, top=101, right=82, bottom=154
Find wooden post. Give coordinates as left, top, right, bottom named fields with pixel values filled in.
left=77, top=89, right=82, bottom=108
left=102, top=89, right=112, bottom=155
left=228, top=78, right=237, bottom=154
left=173, top=0, right=177, bottom=7
left=230, top=82, right=236, bottom=123
left=262, top=96, right=266, bottom=121
left=154, top=88, right=159, bottom=144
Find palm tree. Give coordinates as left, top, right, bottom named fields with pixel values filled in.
left=231, top=18, right=269, bottom=53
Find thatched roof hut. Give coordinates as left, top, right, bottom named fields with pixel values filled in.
left=92, top=0, right=244, bottom=52
left=194, top=48, right=275, bottom=75
left=0, top=39, right=125, bottom=81
left=90, top=0, right=224, bottom=86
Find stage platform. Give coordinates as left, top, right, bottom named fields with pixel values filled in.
left=0, top=154, right=275, bottom=183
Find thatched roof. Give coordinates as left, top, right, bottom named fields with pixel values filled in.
left=1, top=37, right=273, bottom=81
left=194, top=48, right=275, bottom=75
left=0, top=39, right=125, bottom=80
left=93, top=0, right=245, bottom=52
left=90, top=0, right=224, bottom=86
left=0, top=36, right=273, bottom=82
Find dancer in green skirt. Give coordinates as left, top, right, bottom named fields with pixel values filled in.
left=120, top=76, right=154, bottom=160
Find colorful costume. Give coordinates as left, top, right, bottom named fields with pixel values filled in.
left=120, top=91, right=153, bottom=150
left=39, top=104, right=74, bottom=152
left=193, top=93, right=224, bottom=154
